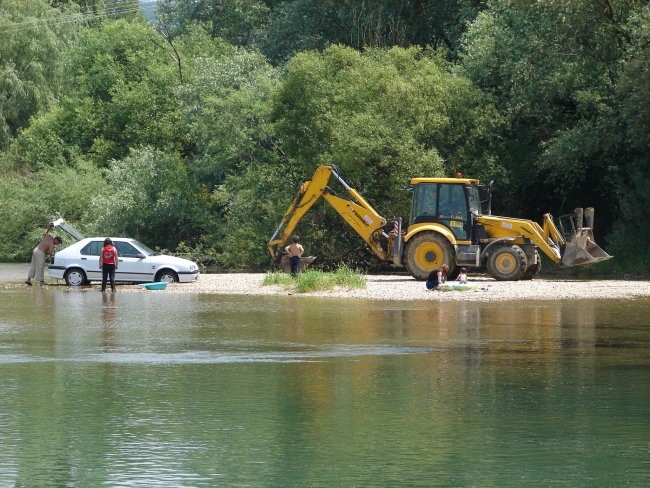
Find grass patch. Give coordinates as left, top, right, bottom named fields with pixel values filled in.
left=263, top=267, right=366, bottom=293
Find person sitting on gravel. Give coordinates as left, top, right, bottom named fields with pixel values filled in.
left=457, top=268, right=468, bottom=284
left=426, top=264, right=448, bottom=291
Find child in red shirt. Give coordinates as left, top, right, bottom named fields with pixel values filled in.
left=99, top=238, right=119, bottom=292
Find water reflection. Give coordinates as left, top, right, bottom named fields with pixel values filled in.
left=0, top=289, right=648, bottom=487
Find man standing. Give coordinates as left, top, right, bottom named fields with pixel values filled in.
left=26, top=224, right=62, bottom=286
left=285, top=235, right=305, bottom=277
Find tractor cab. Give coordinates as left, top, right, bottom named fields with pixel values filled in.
left=408, top=177, right=481, bottom=242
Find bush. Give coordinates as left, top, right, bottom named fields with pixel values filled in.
left=263, top=266, right=366, bottom=293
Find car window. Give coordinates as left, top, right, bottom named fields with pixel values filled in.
left=114, top=241, right=141, bottom=258
left=80, top=241, right=103, bottom=256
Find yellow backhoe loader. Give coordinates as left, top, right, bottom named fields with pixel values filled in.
left=268, top=165, right=612, bottom=280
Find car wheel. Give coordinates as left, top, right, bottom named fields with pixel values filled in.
left=155, top=269, right=178, bottom=283
left=64, top=268, right=87, bottom=287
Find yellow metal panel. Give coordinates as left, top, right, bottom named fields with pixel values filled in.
left=404, top=222, right=458, bottom=246
left=410, top=177, right=479, bottom=186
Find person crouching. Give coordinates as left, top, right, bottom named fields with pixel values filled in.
left=426, top=264, right=449, bottom=291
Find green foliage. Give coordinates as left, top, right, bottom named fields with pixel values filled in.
left=66, top=18, right=184, bottom=164
left=0, top=161, right=103, bottom=261
left=86, top=146, right=213, bottom=248
left=158, top=0, right=269, bottom=45
left=459, top=1, right=647, bottom=224
left=158, top=0, right=483, bottom=64
left=0, top=0, right=78, bottom=150
left=176, top=26, right=280, bottom=188
left=278, top=45, right=502, bottom=187
left=263, top=266, right=366, bottom=293
left=1, top=0, right=648, bottom=274
left=605, top=5, right=650, bottom=269
left=212, top=161, right=291, bottom=270
left=260, top=0, right=345, bottom=65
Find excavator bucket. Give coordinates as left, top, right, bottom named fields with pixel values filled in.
left=560, top=208, right=613, bottom=267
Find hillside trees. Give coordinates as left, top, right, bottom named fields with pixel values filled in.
left=605, top=5, right=650, bottom=269
left=3, top=17, right=284, bottom=265
left=0, top=0, right=78, bottom=150
left=458, top=0, right=648, bottom=252
left=1, top=1, right=646, bottom=272
left=157, top=0, right=484, bottom=64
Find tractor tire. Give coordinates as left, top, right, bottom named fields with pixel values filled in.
left=486, top=245, right=528, bottom=281
left=404, top=232, right=455, bottom=281
left=522, top=250, right=541, bottom=280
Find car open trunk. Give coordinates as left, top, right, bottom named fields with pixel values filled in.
left=51, top=218, right=85, bottom=242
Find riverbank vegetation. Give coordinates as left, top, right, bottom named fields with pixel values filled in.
left=1, top=1, right=648, bottom=274
left=263, top=267, right=366, bottom=294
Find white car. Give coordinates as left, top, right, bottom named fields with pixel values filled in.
left=47, top=219, right=200, bottom=286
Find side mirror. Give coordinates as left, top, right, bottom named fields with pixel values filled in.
left=137, top=253, right=147, bottom=259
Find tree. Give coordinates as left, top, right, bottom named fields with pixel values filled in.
left=459, top=0, right=646, bottom=236
left=157, top=0, right=484, bottom=65
left=86, top=146, right=212, bottom=249
left=0, top=0, right=76, bottom=150
left=174, top=26, right=280, bottom=189
left=0, top=162, right=103, bottom=261
left=605, top=4, right=650, bottom=269
left=7, top=17, right=186, bottom=172
left=157, top=0, right=270, bottom=45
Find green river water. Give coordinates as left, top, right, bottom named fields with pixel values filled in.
left=0, top=265, right=649, bottom=487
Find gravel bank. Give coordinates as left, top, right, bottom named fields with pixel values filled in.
left=161, top=273, right=650, bottom=302
left=6, top=271, right=648, bottom=301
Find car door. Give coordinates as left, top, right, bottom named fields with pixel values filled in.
left=113, top=240, right=153, bottom=282
left=79, top=240, right=103, bottom=281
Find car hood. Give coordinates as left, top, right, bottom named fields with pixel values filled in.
left=51, top=218, right=85, bottom=241
left=148, top=254, right=198, bottom=268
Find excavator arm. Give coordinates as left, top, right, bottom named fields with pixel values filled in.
left=477, top=209, right=611, bottom=267
left=268, top=165, right=390, bottom=262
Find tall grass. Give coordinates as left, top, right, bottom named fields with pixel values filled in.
left=263, top=266, right=366, bottom=293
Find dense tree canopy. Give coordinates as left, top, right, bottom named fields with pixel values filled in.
left=0, top=0, right=647, bottom=273
left=0, top=0, right=76, bottom=149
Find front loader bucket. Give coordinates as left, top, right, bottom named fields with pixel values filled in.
left=561, top=208, right=613, bottom=267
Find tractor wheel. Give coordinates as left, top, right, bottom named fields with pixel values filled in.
left=522, top=250, right=541, bottom=280
left=404, top=232, right=455, bottom=281
left=486, top=245, right=528, bottom=281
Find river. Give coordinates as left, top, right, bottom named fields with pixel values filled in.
left=0, top=264, right=649, bottom=487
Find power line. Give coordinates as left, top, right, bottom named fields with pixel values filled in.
left=0, top=1, right=158, bottom=35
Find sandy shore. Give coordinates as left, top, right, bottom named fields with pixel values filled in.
left=160, top=273, right=650, bottom=302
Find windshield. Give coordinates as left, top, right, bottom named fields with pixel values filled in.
left=131, top=240, right=157, bottom=255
